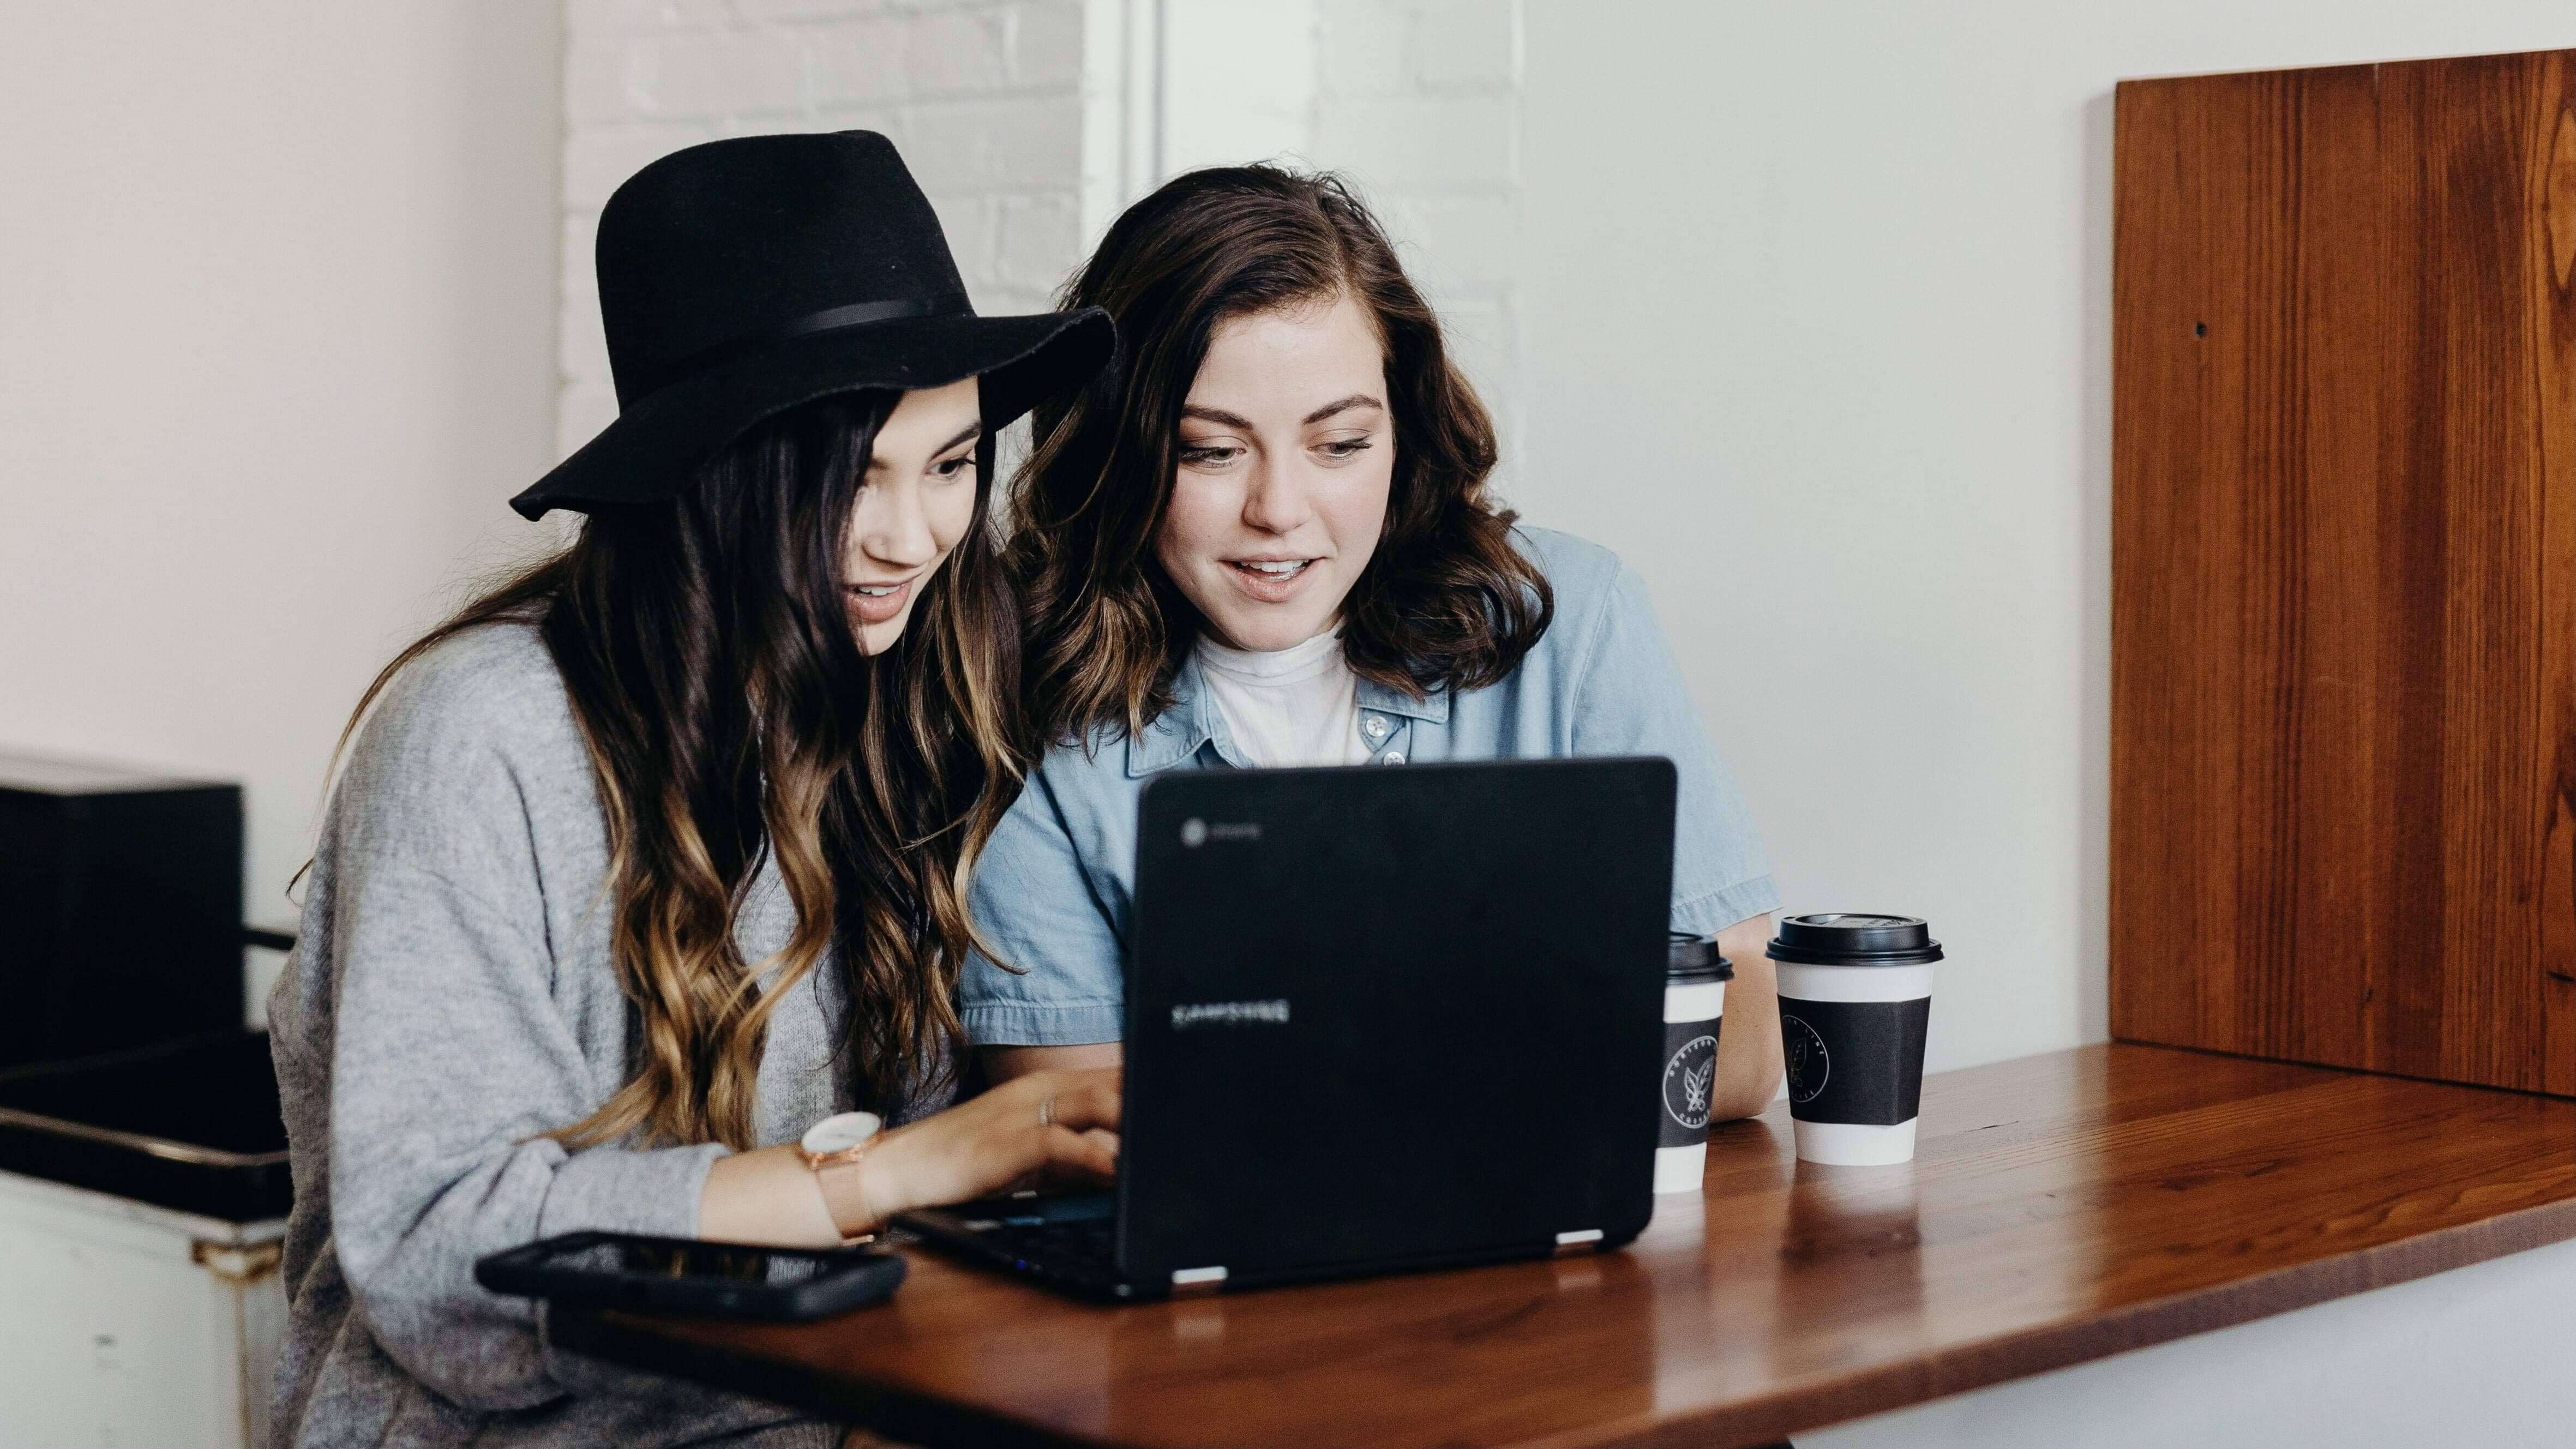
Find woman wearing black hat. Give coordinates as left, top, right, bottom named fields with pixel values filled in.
left=265, top=133, right=1114, bottom=1448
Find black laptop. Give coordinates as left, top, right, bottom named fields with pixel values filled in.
left=897, top=756, right=1677, bottom=1300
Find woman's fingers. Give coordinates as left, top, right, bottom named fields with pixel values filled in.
left=1034, top=1071, right=1121, bottom=1133
left=1020, top=1071, right=1118, bottom=1182
left=1046, top=1123, right=1120, bottom=1180
left=851, top=1068, right=1127, bottom=1220
left=866, top=1069, right=1122, bottom=1211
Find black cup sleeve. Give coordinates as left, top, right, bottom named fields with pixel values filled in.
left=1779, top=996, right=1930, bottom=1127
left=1658, top=1013, right=1724, bottom=1147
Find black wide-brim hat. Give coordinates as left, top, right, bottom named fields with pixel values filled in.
left=513, top=131, right=1113, bottom=520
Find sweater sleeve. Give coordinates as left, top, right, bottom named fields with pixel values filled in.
left=308, top=655, right=728, bottom=1412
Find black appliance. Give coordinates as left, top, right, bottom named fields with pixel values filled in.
left=0, top=753, right=243, bottom=1069
left=0, top=1029, right=290, bottom=1222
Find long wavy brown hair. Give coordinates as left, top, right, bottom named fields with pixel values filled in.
left=1010, top=164, right=1551, bottom=744
left=333, top=392, right=1023, bottom=1149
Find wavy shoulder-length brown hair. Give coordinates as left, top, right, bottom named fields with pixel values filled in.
left=1010, top=164, right=1551, bottom=744
left=330, top=393, right=1022, bottom=1150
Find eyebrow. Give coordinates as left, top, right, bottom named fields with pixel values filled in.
left=1179, top=404, right=1256, bottom=430
left=1301, top=394, right=1384, bottom=425
left=1178, top=395, right=1386, bottom=430
left=872, top=420, right=983, bottom=468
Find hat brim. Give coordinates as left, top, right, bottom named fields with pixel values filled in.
left=511, top=305, right=1113, bottom=519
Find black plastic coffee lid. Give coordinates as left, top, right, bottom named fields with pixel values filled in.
left=1765, top=913, right=1943, bottom=966
left=1667, top=931, right=1736, bottom=982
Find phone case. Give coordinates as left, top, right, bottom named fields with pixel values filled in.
left=475, top=1230, right=907, bottom=1321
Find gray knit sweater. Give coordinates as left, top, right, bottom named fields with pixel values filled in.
left=267, top=624, right=920, bottom=1447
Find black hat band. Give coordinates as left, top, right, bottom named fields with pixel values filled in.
left=624, top=291, right=975, bottom=403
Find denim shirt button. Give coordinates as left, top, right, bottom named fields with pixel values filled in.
left=1362, top=715, right=1389, bottom=738
left=1379, top=750, right=1406, bottom=766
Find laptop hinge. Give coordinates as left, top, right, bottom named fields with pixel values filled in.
left=1170, top=1265, right=1229, bottom=1293
left=1553, top=1229, right=1605, bottom=1255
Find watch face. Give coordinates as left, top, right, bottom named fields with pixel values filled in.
left=801, top=1111, right=881, bottom=1156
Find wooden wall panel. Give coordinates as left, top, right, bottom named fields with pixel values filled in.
left=2112, top=50, right=2576, bottom=1097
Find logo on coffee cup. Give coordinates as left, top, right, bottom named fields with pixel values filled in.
left=1661, top=1033, right=1719, bottom=1131
left=1781, top=1014, right=1829, bottom=1104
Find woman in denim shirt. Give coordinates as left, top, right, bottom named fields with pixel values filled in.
left=966, top=165, right=1785, bottom=1121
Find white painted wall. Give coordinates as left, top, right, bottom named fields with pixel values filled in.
left=1805, top=1234, right=2576, bottom=1447
left=1512, top=1, right=2576, bottom=1075
left=1147, top=0, right=1527, bottom=454
left=0, top=3, right=563, bottom=1003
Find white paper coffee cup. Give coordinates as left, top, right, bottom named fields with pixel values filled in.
left=1768, top=914, right=1942, bottom=1167
left=1655, top=934, right=1733, bottom=1192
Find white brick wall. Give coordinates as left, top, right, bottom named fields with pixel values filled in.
left=554, top=0, right=1090, bottom=459
left=554, top=0, right=1528, bottom=470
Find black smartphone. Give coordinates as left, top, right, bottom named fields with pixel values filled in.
left=475, top=1231, right=905, bottom=1321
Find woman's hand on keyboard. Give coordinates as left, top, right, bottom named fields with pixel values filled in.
left=830, top=1068, right=1122, bottom=1232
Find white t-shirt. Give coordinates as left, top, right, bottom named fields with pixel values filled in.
left=1194, top=627, right=1369, bottom=767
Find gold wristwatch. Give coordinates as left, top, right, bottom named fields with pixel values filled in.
left=795, top=1110, right=883, bottom=1173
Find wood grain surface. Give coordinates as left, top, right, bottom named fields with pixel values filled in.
left=556, top=1045, right=2576, bottom=1448
left=2111, top=50, right=2576, bottom=1097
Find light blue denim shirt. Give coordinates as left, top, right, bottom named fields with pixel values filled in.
left=960, top=526, right=1779, bottom=1046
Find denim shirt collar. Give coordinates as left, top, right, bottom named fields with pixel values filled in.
left=1356, top=674, right=1450, bottom=724
left=1122, top=650, right=1450, bottom=777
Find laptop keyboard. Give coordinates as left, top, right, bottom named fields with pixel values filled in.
left=983, top=1214, right=1118, bottom=1272
left=901, top=1193, right=1139, bottom=1299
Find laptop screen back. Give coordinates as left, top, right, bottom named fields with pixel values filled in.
left=1120, top=756, right=1678, bottom=1288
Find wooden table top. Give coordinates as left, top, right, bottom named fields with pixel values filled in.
left=557, top=1044, right=2576, bottom=1448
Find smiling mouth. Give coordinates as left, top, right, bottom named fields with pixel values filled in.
left=1228, top=560, right=1316, bottom=580
left=845, top=577, right=916, bottom=623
